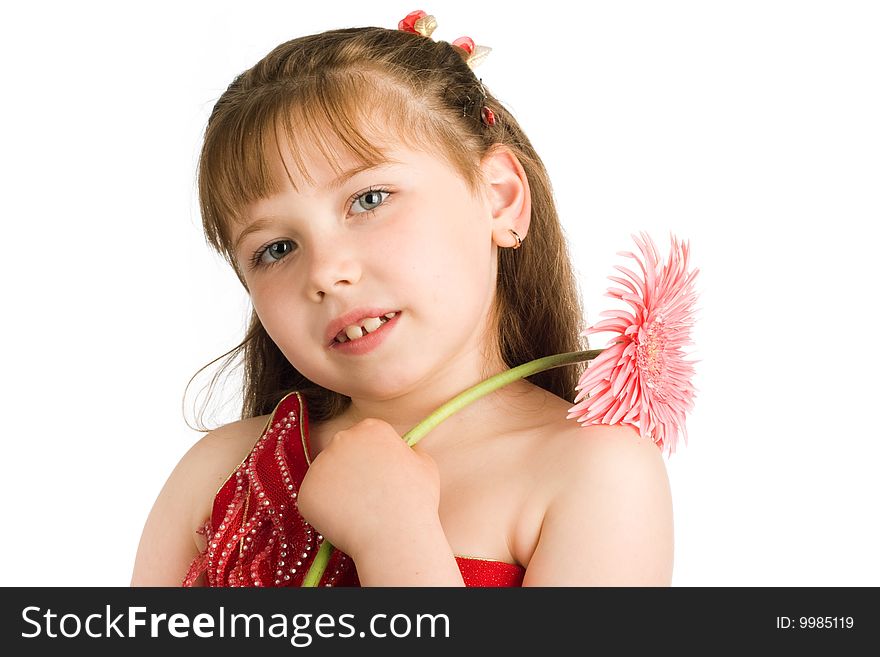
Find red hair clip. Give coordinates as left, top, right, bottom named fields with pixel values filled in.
left=398, top=10, right=437, bottom=37
left=398, top=10, right=495, bottom=127
left=451, top=36, right=492, bottom=70
left=398, top=10, right=492, bottom=69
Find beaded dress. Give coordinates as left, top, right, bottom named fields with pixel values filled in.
left=183, top=391, right=526, bottom=587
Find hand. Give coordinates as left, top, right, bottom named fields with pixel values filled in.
left=296, top=418, right=442, bottom=560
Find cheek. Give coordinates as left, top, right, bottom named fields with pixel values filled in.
left=250, top=286, right=305, bottom=350
left=256, top=308, right=290, bottom=352
left=411, top=238, right=493, bottom=316
left=395, top=196, right=490, bottom=267
left=250, top=286, right=280, bottom=324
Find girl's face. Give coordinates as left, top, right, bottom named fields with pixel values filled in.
left=233, top=134, right=514, bottom=401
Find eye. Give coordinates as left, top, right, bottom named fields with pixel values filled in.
left=350, top=187, right=391, bottom=215
left=248, top=187, right=392, bottom=271
left=250, top=240, right=295, bottom=269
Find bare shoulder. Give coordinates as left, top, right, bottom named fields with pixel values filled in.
left=185, top=413, right=275, bottom=522
left=521, top=421, right=674, bottom=585
left=130, top=413, right=271, bottom=586
left=190, top=414, right=273, bottom=491
left=540, top=422, right=670, bottom=496
left=513, top=392, right=669, bottom=508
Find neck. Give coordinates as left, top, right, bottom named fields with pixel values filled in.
left=322, top=360, right=552, bottom=458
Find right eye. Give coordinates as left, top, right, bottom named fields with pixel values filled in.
left=251, top=240, right=296, bottom=269
left=350, top=188, right=391, bottom=215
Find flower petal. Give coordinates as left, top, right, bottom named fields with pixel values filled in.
left=576, top=232, right=700, bottom=457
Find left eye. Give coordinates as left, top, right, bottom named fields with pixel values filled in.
left=351, top=188, right=390, bottom=214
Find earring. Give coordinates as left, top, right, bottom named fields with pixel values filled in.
left=509, top=229, right=523, bottom=250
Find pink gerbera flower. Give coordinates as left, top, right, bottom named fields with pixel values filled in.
left=567, top=232, right=700, bottom=456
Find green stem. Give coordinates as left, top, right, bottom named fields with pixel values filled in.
left=301, top=348, right=603, bottom=587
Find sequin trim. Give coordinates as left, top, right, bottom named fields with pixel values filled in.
left=212, top=400, right=281, bottom=499
left=297, top=391, right=311, bottom=467
left=183, top=390, right=526, bottom=587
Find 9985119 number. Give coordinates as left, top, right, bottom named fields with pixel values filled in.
left=776, top=616, right=854, bottom=629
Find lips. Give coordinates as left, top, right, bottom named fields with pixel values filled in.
left=329, top=311, right=401, bottom=355
left=325, top=307, right=401, bottom=346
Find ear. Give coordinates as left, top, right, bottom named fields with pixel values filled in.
left=480, top=144, right=531, bottom=249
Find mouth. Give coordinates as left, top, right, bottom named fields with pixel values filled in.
left=328, top=310, right=400, bottom=346
left=328, top=311, right=402, bottom=354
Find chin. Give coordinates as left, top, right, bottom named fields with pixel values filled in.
left=300, top=366, right=394, bottom=398
left=346, top=378, right=411, bottom=401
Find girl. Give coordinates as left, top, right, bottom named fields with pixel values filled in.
left=131, top=10, right=673, bottom=587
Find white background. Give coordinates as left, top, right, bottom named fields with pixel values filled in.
left=1, top=1, right=877, bottom=586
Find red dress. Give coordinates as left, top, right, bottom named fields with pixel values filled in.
left=183, top=390, right=526, bottom=587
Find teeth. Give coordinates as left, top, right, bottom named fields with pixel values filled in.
left=362, top=317, right=384, bottom=331
left=335, top=313, right=397, bottom=343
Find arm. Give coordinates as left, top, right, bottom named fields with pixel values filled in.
left=130, top=439, right=206, bottom=586
left=131, top=417, right=265, bottom=586
left=522, top=424, right=674, bottom=586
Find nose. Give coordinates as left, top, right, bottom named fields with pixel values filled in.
left=306, top=242, right=363, bottom=300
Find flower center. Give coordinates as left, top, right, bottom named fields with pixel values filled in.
left=636, top=316, right=667, bottom=394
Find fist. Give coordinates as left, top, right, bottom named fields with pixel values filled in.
left=296, top=418, right=441, bottom=559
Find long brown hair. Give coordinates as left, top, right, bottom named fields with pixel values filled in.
left=185, top=26, right=590, bottom=430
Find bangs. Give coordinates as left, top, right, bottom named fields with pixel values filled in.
left=199, top=71, right=480, bottom=254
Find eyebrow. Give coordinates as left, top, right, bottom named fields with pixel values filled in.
left=232, top=160, right=399, bottom=255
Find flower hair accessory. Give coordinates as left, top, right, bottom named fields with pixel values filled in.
left=398, top=9, right=496, bottom=126
left=397, top=11, right=492, bottom=71
left=398, top=10, right=437, bottom=38
left=450, top=35, right=492, bottom=70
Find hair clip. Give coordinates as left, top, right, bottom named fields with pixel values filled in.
left=474, top=77, right=496, bottom=126
left=398, top=11, right=495, bottom=126
left=398, top=11, right=492, bottom=70
left=398, top=10, right=437, bottom=38
left=451, top=36, right=492, bottom=70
